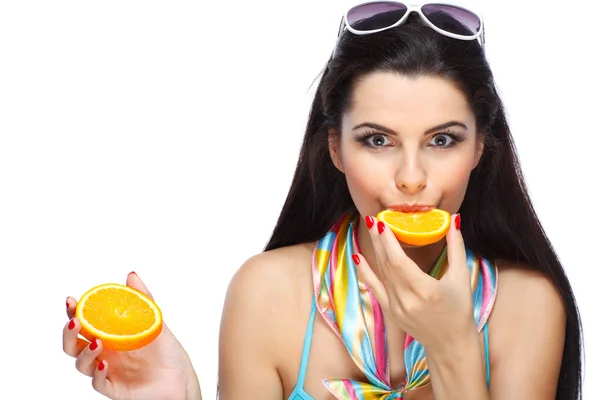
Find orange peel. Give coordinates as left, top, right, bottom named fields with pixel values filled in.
left=376, top=208, right=451, bottom=246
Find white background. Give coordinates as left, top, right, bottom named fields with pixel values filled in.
left=0, top=0, right=598, bottom=398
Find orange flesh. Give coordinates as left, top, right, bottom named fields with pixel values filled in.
left=82, top=288, right=156, bottom=335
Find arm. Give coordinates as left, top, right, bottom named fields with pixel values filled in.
left=186, top=367, right=202, bottom=400
left=425, top=266, right=565, bottom=400
left=426, top=326, right=489, bottom=400
left=217, top=254, right=286, bottom=399
left=487, top=266, right=566, bottom=399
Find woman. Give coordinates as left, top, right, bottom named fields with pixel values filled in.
left=63, top=2, right=583, bottom=399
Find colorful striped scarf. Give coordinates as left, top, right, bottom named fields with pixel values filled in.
left=312, top=211, right=498, bottom=399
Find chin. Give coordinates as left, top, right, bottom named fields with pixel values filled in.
left=398, top=240, right=444, bottom=250
left=398, top=241, right=423, bottom=249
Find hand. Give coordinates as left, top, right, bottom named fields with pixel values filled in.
left=63, top=272, right=202, bottom=400
left=354, top=214, right=477, bottom=354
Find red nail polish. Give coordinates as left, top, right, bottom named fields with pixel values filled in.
left=455, top=214, right=461, bottom=230
left=365, top=216, right=374, bottom=229
left=89, top=338, right=98, bottom=351
left=68, top=319, right=75, bottom=330
left=377, top=221, right=385, bottom=234
left=129, top=271, right=137, bottom=276
left=98, top=360, right=106, bottom=371
left=66, top=297, right=70, bottom=309
left=352, top=254, right=360, bottom=265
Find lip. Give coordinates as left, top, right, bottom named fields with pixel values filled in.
left=387, top=204, right=435, bottom=213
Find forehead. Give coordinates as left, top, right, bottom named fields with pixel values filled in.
left=344, top=71, right=475, bottom=131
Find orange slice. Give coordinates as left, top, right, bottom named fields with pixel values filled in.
left=75, top=283, right=162, bottom=351
left=376, top=208, right=451, bottom=246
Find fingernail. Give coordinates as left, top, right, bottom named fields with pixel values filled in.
left=377, top=221, right=385, bottom=234
left=455, top=214, right=461, bottom=230
left=68, top=319, right=75, bottom=330
left=89, top=338, right=98, bottom=351
left=352, top=254, right=360, bottom=265
left=365, top=216, right=374, bottom=229
left=98, top=360, right=106, bottom=371
left=66, top=297, right=70, bottom=309
left=129, top=271, right=137, bottom=276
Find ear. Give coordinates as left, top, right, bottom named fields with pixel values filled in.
left=328, top=128, right=345, bottom=173
left=472, top=133, right=485, bottom=170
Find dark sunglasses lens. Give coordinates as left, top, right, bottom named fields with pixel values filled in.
left=421, top=4, right=481, bottom=36
left=347, top=2, right=408, bottom=31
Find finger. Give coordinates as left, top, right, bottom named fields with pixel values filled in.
left=92, top=360, right=116, bottom=398
left=443, top=213, right=468, bottom=280
left=364, top=216, right=395, bottom=268
left=66, top=296, right=77, bottom=320
left=126, top=271, right=154, bottom=299
left=75, top=338, right=103, bottom=377
left=63, top=317, right=91, bottom=358
left=352, top=253, right=388, bottom=307
left=370, top=217, right=422, bottom=284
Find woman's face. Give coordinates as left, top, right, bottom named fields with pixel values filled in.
left=329, top=71, right=483, bottom=243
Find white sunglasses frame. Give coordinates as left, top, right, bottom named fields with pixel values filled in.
left=335, top=1, right=486, bottom=52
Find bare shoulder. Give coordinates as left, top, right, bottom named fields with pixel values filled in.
left=487, top=259, right=567, bottom=391
left=224, top=242, right=315, bottom=318
left=217, top=242, right=315, bottom=398
left=493, top=260, right=565, bottom=316
left=220, top=242, right=315, bottom=346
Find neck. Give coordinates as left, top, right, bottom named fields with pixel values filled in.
left=356, top=217, right=446, bottom=279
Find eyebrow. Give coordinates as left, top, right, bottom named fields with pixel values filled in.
left=352, top=121, right=468, bottom=135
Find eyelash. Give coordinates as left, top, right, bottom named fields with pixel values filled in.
left=355, top=129, right=465, bottom=149
left=354, top=130, right=390, bottom=148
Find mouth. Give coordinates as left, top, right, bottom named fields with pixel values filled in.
left=387, top=204, right=435, bottom=213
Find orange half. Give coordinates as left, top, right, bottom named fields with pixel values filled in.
left=376, top=208, right=451, bottom=246
left=75, top=283, right=162, bottom=351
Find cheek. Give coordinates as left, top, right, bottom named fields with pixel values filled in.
left=434, top=155, right=475, bottom=211
left=340, top=149, right=390, bottom=213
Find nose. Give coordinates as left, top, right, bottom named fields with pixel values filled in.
left=395, top=152, right=426, bottom=194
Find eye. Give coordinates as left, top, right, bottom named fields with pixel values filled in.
left=428, top=133, right=458, bottom=148
left=369, top=134, right=390, bottom=147
left=358, top=133, right=392, bottom=148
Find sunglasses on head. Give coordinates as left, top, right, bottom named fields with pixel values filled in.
left=336, top=1, right=485, bottom=51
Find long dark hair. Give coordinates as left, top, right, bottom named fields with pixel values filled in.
left=264, top=14, right=583, bottom=399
